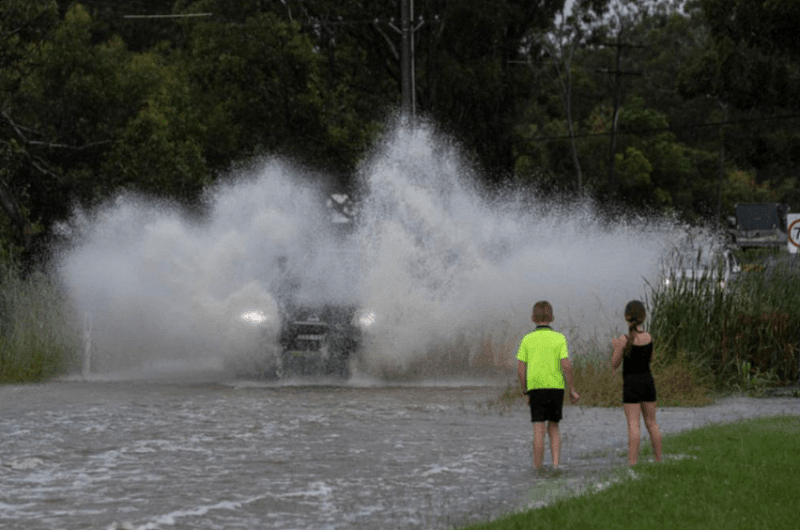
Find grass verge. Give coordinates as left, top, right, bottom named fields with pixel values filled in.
left=0, top=264, right=80, bottom=383
left=487, top=350, right=714, bottom=410
left=461, top=415, right=800, bottom=530
left=570, top=350, right=714, bottom=407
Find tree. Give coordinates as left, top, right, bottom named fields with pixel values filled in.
left=0, top=1, right=61, bottom=254
left=416, top=0, right=564, bottom=181
left=0, top=3, right=212, bottom=264
left=177, top=2, right=339, bottom=175
left=536, top=0, right=606, bottom=194
left=700, top=0, right=800, bottom=60
left=679, top=0, right=800, bottom=211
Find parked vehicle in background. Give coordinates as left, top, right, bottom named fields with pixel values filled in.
left=660, top=245, right=741, bottom=292
left=727, top=203, right=789, bottom=250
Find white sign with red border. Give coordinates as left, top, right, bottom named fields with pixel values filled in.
left=788, top=214, right=800, bottom=254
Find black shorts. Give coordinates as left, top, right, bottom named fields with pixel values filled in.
left=527, top=389, right=564, bottom=422
left=623, top=373, right=657, bottom=404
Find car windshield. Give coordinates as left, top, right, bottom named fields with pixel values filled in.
left=292, top=248, right=366, bottom=306
left=736, top=204, right=786, bottom=231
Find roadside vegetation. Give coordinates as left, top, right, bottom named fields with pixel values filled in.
left=570, top=251, right=799, bottom=407
left=648, top=250, right=799, bottom=396
left=0, top=254, right=80, bottom=383
left=461, top=415, right=800, bottom=530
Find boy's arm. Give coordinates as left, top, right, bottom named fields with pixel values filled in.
left=517, top=360, right=527, bottom=395
left=560, top=358, right=580, bottom=404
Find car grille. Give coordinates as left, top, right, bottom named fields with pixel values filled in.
left=285, top=320, right=329, bottom=351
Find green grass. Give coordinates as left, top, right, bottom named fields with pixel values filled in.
left=462, top=415, right=800, bottom=530
left=0, top=261, right=81, bottom=383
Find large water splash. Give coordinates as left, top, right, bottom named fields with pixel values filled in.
left=352, top=123, right=689, bottom=374
left=58, top=121, right=698, bottom=379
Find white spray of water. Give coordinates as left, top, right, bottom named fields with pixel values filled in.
left=352, top=123, right=692, bottom=373
left=58, top=121, right=699, bottom=378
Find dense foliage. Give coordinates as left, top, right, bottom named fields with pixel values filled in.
left=648, top=253, right=800, bottom=392
left=1, top=0, right=799, bottom=266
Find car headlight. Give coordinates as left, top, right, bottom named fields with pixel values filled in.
left=355, top=310, right=376, bottom=328
left=240, top=310, right=268, bottom=324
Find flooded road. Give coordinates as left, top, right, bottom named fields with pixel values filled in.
left=2, top=378, right=798, bottom=530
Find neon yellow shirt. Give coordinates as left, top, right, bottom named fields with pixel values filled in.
left=516, top=326, right=568, bottom=390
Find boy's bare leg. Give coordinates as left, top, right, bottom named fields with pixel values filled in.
left=623, top=403, right=641, bottom=466
left=533, top=423, right=546, bottom=469
left=547, top=421, right=561, bottom=468
left=641, top=401, right=662, bottom=462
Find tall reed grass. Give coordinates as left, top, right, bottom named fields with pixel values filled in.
left=648, top=252, right=800, bottom=394
left=567, top=347, right=713, bottom=407
left=0, top=259, right=81, bottom=383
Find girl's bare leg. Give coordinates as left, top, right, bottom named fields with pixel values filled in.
left=641, top=401, right=662, bottom=462
left=547, top=421, right=561, bottom=468
left=623, top=403, right=641, bottom=466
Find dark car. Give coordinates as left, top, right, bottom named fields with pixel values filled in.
left=224, top=249, right=377, bottom=380
left=224, top=193, right=377, bottom=379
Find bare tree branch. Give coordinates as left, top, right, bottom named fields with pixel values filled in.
left=0, top=110, right=29, bottom=143
left=373, top=21, right=399, bottom=62
left=28, top=139, right=113, bottom=150
left=2, top=110, right=112, bottom=151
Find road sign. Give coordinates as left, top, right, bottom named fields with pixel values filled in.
left=788, top=214, right=800, bottom=254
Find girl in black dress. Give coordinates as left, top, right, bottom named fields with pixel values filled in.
left=611, top=300, right=662, bottom=466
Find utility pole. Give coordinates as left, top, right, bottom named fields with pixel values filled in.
left=597, top=28, right=643, bottom=196
left=385, top=0, right=423, bottom=120
left=398, top=0, right=420, bottom=120
left=401, top=0, right=412, bottom=117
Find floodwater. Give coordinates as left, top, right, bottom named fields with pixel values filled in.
left=2, top=376, right=798, bottom=530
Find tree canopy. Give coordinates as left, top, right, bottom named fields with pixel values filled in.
left=1, top=0, right=798, bottom=266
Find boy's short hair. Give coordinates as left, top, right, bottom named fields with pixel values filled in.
left=532, top=301, right=553, bottom=322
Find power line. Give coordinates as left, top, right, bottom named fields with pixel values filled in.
left=122, top=13, right=213, bottom=19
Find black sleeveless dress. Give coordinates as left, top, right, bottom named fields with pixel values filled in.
left=622, top=342, right=657, bottom=403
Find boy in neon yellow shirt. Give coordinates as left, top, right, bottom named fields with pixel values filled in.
left=517, top=301, right=580, bottom=471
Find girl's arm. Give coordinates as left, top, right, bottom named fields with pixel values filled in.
left=611, top=335, right=626, bottom=371
left=650, top=336, right=656, bottom=365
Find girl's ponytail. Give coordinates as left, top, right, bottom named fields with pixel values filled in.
left=623, top=300, right=646, bottom=357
